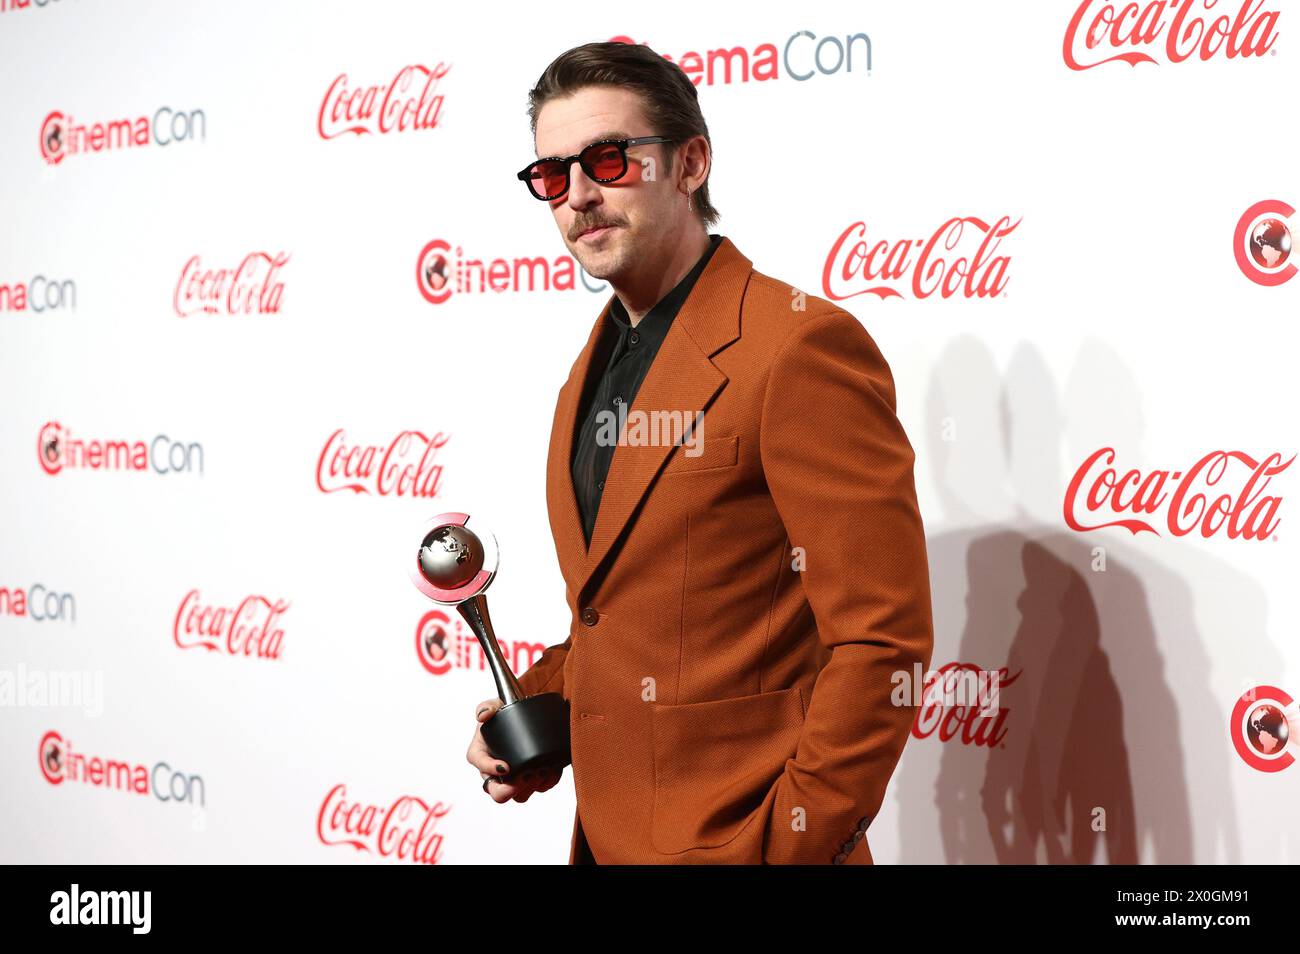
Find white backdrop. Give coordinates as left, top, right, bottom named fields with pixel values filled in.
left=2, top=0, right=1297, bottom=864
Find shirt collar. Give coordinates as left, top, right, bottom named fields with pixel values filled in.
left=608, top=233, right=724, bottom=342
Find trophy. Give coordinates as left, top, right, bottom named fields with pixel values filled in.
left=409, top=512, right=571, bottom=780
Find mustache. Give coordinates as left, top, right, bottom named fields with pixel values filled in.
left=572, top=219, right=622, bottom=239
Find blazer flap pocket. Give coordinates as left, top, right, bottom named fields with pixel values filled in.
left=664, top=433, right=739, bottom=473
left=649, top=685, right=804, bottom=854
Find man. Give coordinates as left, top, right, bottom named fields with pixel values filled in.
left=465, top=41, right=934, bottom=865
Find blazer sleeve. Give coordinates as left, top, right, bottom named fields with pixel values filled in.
left=757, top=307, right=934, bottom=865
left=514, top=635, right=572, bottom=698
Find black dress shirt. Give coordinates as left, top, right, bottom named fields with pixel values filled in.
left=570, top=233, right=723, bottom=546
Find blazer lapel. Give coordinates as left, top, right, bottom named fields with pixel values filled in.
left=546, top=235, right=752, bottom=603
left=546, top=294, right=611, bottom=600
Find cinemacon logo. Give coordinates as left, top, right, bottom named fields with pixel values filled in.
left=1063, top=0, right=1280, bottom=70
left=0, top=583, right=75, bottom=623
left=318, top=62, right=450, bottom=139
left=608, top=30, right=873, bottom=85
left=415, top=608, right=551, bottom=677
left=1, top=0, right=67, bottom=14
left=38, top=421, right=205, bottom=477
left=416, top=239, right=607, bottom=305
left=1234, top=198, right=1295, bottom=287
left=40, top=731, right=205, bottom=807
left=40, top=106, right=205, bottom=165
left=0, top=275, right=76, bottom=314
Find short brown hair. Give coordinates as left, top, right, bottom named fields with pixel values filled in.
left=525, top=41, right=720, bottom=230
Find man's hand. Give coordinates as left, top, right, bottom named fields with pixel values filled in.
left=467, top=698, right=564, bottom=802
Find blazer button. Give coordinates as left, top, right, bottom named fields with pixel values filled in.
left=580, top=606, right=599, bottom=626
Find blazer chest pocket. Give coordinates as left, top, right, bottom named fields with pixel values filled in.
left=662, top=433, right=739, bottom=475
left=649, top=685, right=805, bottom=855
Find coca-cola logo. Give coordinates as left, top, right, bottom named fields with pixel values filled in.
left=173, top=253, right=290, bottom=317
left=317, top=783, right=449, bottom=864
left=318, top=64, right=450, bottom=139
left=39, top=106, right=205, bottom=165
left=912, top=663, right=1022, bottom=748
left=316, top=428, right=450, bottom=498
left=38, top=421, right=205, bottom=477
left=1234, top=199, right=1295, bottom=286
left=173, top=589, right=290, bottom=660
left=822, top=217, right=1017, bottom=301
left=1064, top=447, right=1294, bottom=540
left=1063, top=0, right=1280, bottom=70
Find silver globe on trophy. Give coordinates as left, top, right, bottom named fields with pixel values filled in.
left=408, top=511, right=571, bottom=780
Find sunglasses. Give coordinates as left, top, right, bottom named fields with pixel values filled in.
left=516, top=136, right=675, bottom=201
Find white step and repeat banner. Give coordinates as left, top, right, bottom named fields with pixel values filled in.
left=2, top=0, right=1297, bottom=864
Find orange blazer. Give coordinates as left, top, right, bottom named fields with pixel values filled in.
left=514, top=235, right=934, bottom=864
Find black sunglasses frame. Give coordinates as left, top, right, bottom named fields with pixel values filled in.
left=516, top=136, right=675, bottom=201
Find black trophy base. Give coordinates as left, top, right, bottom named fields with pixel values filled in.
left=481, top=691, right=572, bottom=779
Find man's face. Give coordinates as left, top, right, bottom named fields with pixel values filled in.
left=532, top=86, right=680, bottom=283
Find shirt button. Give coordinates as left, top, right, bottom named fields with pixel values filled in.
left=596, top=479, right=604, bottom=490
left=629, top=331, right=640, bottom=344
left=581, top=607, right=599, bottom=626
left=612, top=396, right=622, bottom=405
left=832, top=851, right=847, bottom=865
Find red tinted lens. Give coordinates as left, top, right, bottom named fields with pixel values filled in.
left=528, top=160, right=568, bottom=198
left=582, top=142, right=626, bottom=180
